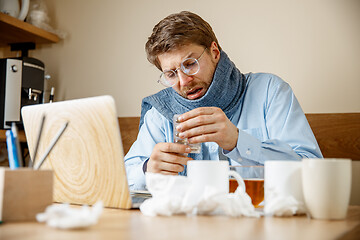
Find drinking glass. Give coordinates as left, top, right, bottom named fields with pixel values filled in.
left=229, top=165, right=264, bottom=207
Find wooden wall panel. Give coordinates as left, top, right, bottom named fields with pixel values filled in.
left=118, top=113, right=360, bottom=160
left=305, top=113, right=360, bottom=160
left=118, top=117, right=140, bottom=156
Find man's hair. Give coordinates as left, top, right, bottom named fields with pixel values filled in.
left=145, top=11, right=221, bottom=70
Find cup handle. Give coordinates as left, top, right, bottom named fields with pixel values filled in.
left=228, top=170, right=246, bottom=193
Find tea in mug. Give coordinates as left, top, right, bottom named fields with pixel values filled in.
left=229, top=178, right=264, bottom=207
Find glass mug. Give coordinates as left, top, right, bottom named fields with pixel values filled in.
left=229, top=165, right=264, bottom=207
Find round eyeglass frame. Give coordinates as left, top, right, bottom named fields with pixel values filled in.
left=158, top=48, right=207, bottom=87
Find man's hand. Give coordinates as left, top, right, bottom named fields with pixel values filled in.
left=147, top=143, right=192, bottom=175
left=176, top=107, right=239, bottom=151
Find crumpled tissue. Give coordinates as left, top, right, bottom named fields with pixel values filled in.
left=264, top=188, right=306, bottom=217
left=36, top=201, right=103, bottom=229
left=140, top=173, right=260, bottom=218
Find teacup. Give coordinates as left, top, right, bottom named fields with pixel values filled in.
left=302, top=158, right=352, bottom=220
left=264, top=160, right=307, bottom=215
left=264, top=160, right=305, bottom=208
left=187, top=160, right=244, bottom=195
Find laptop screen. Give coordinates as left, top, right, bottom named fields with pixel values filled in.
left=22, top=95, right=133, bottom=209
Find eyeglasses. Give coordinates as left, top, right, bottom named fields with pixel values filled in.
left=158, top=48, right=207, bottom=87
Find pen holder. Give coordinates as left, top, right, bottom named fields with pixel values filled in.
left=0, top=167, right=53, bottom=222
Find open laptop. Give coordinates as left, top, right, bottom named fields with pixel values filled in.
left=21, top=95, right=150, bottom=209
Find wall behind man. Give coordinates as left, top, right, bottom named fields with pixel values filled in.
left=1, top=0, right=359, bottom=116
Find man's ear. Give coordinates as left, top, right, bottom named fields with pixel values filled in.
left=210, top=41, right=220, bottom=62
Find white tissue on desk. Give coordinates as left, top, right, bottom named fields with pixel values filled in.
left=264, top=188, right=306, bottom=217
left=140, top=173, right=260, bottom=218
left=36, top=201, right=103, bottom=229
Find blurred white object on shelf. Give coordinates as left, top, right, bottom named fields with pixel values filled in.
left=25, top=0, right=67, bottom=39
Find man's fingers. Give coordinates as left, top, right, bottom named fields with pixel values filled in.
left=157, top=151, right=192, bottom=166
left=178, top=107, right=217, bottom=122
left=148, top=143, right=194, bottom=174
left=148, top=154, right=191, bottom=173
left=179, top=124, right=217, bottom=139
left=157, top=142, right=192, bottom=154
left=176, top=107, right=224, bottom=132
left=177, top=115, right=215, bottom=132
left=157, top=160, right=185, bottom=173
left=159, top=170, right=178, bottom=175
left=188, top=132, right=218, bottom=144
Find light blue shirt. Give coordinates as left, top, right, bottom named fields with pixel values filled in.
left=124, top=73, right=323, bottom=190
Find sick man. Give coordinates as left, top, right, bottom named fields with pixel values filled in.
left=124, top=11, right=322, bottom=190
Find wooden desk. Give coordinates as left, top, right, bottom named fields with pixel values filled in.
left=0, top=206, right=359, bottom=240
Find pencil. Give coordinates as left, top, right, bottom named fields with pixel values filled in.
left=29, top=115, right=46, bottom=168
left=34, top=122, right=69, bottom=170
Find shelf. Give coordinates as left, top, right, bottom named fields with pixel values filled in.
left=0, top=12, right=59, bottom=47
left=0, top=129, right=26, bottom=142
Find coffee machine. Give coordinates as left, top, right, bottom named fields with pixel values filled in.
left=0, top=56, right=45, bottom=129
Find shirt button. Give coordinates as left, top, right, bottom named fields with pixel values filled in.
left=246, top=149, right=251, bottom=155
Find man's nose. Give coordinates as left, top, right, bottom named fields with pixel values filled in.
left=178, top=70, right=193, bottom=86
